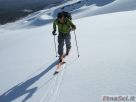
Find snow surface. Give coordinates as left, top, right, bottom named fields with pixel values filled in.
left=0, top=0, right=136, bottom=102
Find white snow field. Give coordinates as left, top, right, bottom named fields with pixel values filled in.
left=0, top=0, right=136, bottom=102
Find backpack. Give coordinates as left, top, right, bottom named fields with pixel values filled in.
left=57, top=11, right=72, bottom=20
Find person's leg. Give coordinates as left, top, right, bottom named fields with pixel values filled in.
left=65, top=34, right=71, bottom=55
left=58, top=35, right=64, bottom=61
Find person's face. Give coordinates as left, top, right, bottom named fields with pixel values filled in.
left=59, top=16, right=65, bottom=23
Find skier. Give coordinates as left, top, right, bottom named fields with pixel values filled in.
left=52, top=12, right=76, bottom=62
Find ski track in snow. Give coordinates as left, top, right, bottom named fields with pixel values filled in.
left=39, top=63, right=66, bottom=102
left=39, top=61, right=69, bottom=102
left=40, top=51, right=77, bottom=102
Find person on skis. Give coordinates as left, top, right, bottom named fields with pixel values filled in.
left=52, top=11, right=76, bottom=62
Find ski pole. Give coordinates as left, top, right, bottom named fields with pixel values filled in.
left=54, top=35, right=57, bottom=57
left=74, top=31, right=80, bottom=57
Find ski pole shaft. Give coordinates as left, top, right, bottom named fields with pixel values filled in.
left=74, top=31, right=80, bottom=57
left=54, top=35, right=57, bottom=57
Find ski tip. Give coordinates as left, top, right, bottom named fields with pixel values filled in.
left=53, top=71, right=59, bottom=75
left=62, top=62, right=66, bottom=64
left=58, top=61, right=66, bottom=64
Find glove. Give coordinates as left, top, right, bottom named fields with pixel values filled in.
left=52, top=30, right=57, bottom=35
left=71, top=26, right=76, bottom=31
left=71, top=27, right=76, bottom=31
left=72, top=28, right=76, bottom=31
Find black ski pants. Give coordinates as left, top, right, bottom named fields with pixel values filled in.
left=58, top=32, right=71, bottom=57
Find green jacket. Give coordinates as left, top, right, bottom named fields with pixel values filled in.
left=53, top=18, right=76, bottom=33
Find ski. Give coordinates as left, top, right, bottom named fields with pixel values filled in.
left=53, top=61, right=66, bottom=75
left=53, top=54, right=67, bottom=75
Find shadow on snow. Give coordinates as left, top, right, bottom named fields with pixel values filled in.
left=0, top=59, right=59, bottom=102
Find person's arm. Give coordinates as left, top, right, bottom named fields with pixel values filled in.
left=67, top=18, right=76, bottom=30
left=53, top=19, right=57, bottom=31
left=52, top=19, right=57, bottom=35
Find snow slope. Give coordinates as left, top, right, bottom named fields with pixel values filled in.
left=0, top=0, right=64, bottom=10
left=1, top=0, right=136, bottom=29
left=0, top=0, right=136, bottom=102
